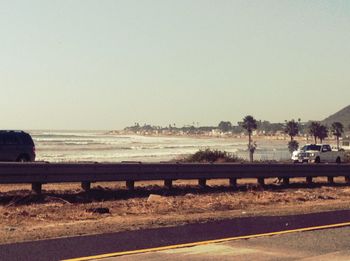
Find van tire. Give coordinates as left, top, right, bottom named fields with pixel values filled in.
left=16, top=155, right=29, bottom=162
left=315, top=157, right=320, bottom=163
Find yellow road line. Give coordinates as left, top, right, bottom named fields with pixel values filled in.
left=62, top=221, right=350, bottom=261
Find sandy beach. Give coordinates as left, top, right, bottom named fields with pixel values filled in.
left=30, top=130, right=338, bottom=163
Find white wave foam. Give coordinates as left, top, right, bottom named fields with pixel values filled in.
left=32, top=131, right=290, bottom=162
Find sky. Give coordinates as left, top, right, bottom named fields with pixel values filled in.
left=1, top=0, right=349, bottom=130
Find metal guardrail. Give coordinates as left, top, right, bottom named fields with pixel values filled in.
left=0, top=162, right=349, bottom=194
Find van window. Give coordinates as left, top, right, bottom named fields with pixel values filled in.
left=19, top=133, right=34, bottom=145
left=2, top=134, right=20, bottom=145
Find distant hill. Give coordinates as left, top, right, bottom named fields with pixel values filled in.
left=322, top=105, right=350, bottom=128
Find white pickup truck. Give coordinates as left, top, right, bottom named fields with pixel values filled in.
left=291, top=144, right=344, bottom=163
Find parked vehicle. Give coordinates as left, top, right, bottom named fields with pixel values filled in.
left=342, top=138, right=350, bottom=150
left=291, top=144, right=344, bottom=163
left=0, top=131, right=36, bottom=162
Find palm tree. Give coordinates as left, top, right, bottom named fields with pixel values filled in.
left=284, top=120, right=299, bottom=141
left=331, top=122, right=344, bottom=149
left=308, top=122, right=321, bottom=143
left=317, top=125, right=328, bottom=143
left=240, top=115, right=258, bottom=162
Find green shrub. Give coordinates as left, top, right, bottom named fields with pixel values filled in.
left=183, top=148, right=240, bottom=163
left=288, top=140, right=299, bottom=153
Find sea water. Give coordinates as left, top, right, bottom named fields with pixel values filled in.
left=29, top=130, right=291, bottom=162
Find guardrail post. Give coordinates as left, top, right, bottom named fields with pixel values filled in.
left=345, top=177, right=350, bottom=184
left=164, top=179, right=173, bottom=189
left=32, top=183, right=42, bottom=194
left=282, top=178, right=290, bottom=185
left=306, top=177, right=313, bottom=184
left=257, top=177, right=265, bottom=186
left=81, top=181, right=91, bottom=191
left=126, top=180, right=135, bottom=191
left=229, top=178, right=237, bottom=188
left=198, top=178, right=207, bottom=188
left=327, top=177, right=334, bottom=184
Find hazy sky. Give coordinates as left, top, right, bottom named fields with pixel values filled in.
left=1, top=0, right=349, bottom=130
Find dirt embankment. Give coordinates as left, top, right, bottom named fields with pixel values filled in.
left=1, top=178, right=350, bottom=245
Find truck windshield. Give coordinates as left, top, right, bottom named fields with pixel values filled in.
left=301, top=145, right=321, bottom=151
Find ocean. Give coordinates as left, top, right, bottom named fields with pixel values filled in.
left=29, top=130, right=291, bottom=162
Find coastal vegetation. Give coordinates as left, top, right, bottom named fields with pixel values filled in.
left=308, top=122, right=330, bottom=144
left=284, top=119, right=300, bottom=153
left=217, top=121, right=233, bottom=133
left=122, top=120, right=350, bottom=162
left=308, top=122, right=321, bottom=144
left=240, top=115, right=258, bottom=162
left=182, top=148, right=240, bottom=163
left=331, top=122, right=344, bottom=149
left=122, top=119, right=349, bottom=161
left=122, top=105, right=350, bottom=138
left=123, top=119, right=347, bottom=138
left=120, top=105, right=350, bottom=161
left=284, top=120, right=300, bottom=141
left=124, top=120, right=290, bottom=136
left=318, top=125, right=329, bottom=143
left=288, top=140, right=299, bottom=154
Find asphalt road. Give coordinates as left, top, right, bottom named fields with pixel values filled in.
left=1, top=210, right=350, bottom=261
left=112, top=226, right=350, bottom=261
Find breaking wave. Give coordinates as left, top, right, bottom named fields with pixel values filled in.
left=29, top=130, right=290, bottom=162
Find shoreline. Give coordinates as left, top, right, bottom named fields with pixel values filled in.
left=107, top=131, right=324, bottom=143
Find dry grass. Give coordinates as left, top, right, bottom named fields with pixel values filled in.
left=1, top=178, right=350, bottom=244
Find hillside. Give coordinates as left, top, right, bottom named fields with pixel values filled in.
left=322, top=105, right=350, bottom=128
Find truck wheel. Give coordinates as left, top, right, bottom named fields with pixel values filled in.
left=315, top=157, right=320, bottom=163
left=336, top=157, right=341, bottom=164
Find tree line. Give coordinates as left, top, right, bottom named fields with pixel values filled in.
left=124, top=118, right=348, bottom=163
left=125, top=119, right=317, bottom=135
left=239, top=116, right=346, bottom=162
